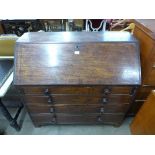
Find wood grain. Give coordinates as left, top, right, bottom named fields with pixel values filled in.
left=130, top=90, right=155, bottom=134
left=128, top=19, right=155, bottom=115
left=21, top=86, right=133, bottom=95
left=14, top=42, right=141, bottom=85
left=24, top=94, right=131, bottom=105
left=14, top=32, right=141, bottom=126
left=30, top=113, right=124, bottom=126
left=26, top=103, right=130, bottom=114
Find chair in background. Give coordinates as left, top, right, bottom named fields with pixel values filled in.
left=85, top=19, right=107, bottom=32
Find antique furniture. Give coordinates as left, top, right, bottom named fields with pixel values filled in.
left=130, top=90, right=155, bottom=134
left=85, top=19, right=107, bottom=31
left=14, top=32, right=141, bottom=127
left=128, top=19, right=155, bottom=115
left=0, top=58, right=23, bottom=131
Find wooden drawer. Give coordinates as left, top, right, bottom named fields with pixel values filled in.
left=26, top=103, right=130, bottom=114
left=21, top=86, right=133, bottom=95
left=24, top=94, right=131, bottom=105
left=30, top=113, right=124, bottom=125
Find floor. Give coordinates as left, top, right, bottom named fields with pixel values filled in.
left=0, top=109, right=133, bottom=135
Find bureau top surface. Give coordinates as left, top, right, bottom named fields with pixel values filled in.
left=14, top=32, right=141, bottom=86
left=16, top=31, right=137, bottom=44
left=134, top=19, right=155, bottom=40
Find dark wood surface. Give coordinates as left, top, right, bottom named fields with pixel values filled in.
left=24, top=94, right=130, bottom=105
left=128, top=85, right=154, bottom=115
left=16, top=31, right=137, bottom=43
left=26, top=103, right=130, bottom=114
left=14, top=32, right=141, bottom=86
left=135, top=85, right=155, bottom=100
left=22, top=86, right=133, bottom=95
left=30, top=113, right=124, bottom=126
left=14, top=32, right=141, bottom=126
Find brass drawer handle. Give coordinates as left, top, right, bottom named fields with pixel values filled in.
left=103, top=88, right=111, bottom=95
left=102, top=97, right=108, bottom=104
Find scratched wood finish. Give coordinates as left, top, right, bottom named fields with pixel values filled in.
left=16, top=31, right=137, bottom=43
left=14, top=32, right=141, bottom=126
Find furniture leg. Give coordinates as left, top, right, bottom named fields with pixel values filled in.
left=0, top=98, right=23, bottom=131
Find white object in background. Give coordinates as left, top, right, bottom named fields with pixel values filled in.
left=85, top=19, right=107, bottom=32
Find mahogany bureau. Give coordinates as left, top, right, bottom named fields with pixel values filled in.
left=128, top=20, right=155, bottom=115
left=14, top=32, right=141, bottom=127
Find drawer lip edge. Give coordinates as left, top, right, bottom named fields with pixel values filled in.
left=30, top=113, right=125, bottom=116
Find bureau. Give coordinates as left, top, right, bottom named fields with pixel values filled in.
left=14, top=32, right=141, bottom=127
left=128, top=20, right=155, bottom=115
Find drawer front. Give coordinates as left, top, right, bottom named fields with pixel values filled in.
left=30, top=113, right=124, bottom=125
left=135, top=86, right=155, bottom=100
left=26, top=103, right=130, bottom=114
left=22, top=86, right=133, bottom=95
left=24, top=95, right=131, bottom=105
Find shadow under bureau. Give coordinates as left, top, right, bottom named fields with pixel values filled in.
left=14, top=32, right=141, bottom=127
